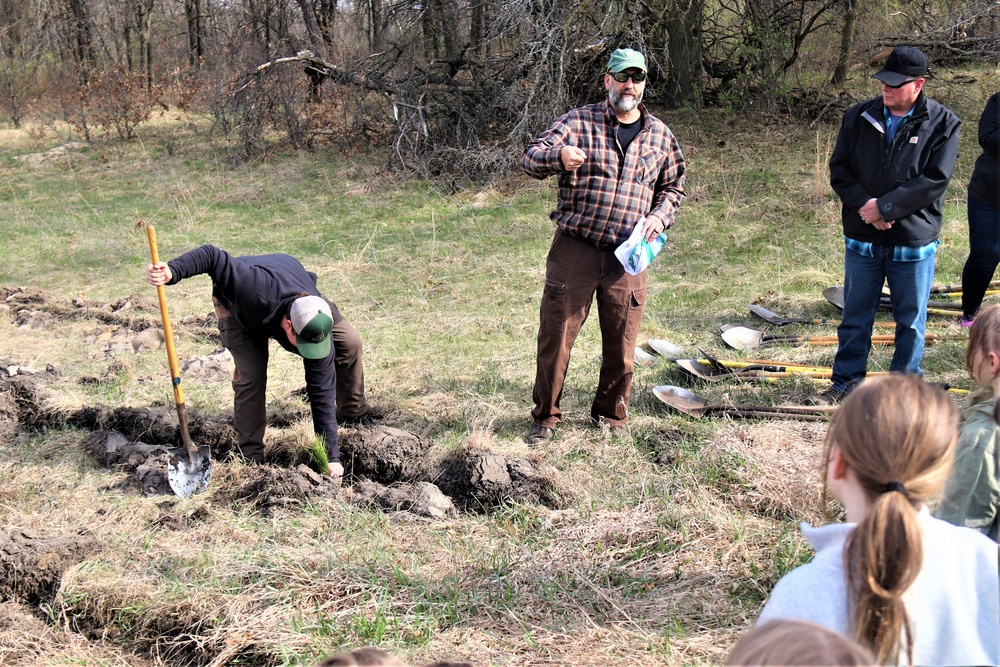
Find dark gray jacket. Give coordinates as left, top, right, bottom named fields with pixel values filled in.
left=830, top=93, right=961, bottom=246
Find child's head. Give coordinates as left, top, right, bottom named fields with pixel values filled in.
left=822, top=373, right=958, bottom=664
left=726, top=620, right=875, bottom=666
left=966, top=304, right=1000, bottom=390
left=824, top=373, right=957, bottom=508
left=316, top=648, right=409, bottom=666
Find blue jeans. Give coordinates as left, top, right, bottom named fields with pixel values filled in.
left=830, top=244, right=936, bottom=393
left=961, top=195, right=1000, bottom=317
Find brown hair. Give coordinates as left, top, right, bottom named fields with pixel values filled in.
left=822, top=374, right=957, bottom=665
left=966, top=304, right=1000, bottom=423
left=726, top=620, right=876, bottom=666
left=316, top=648, right=409, bottom=666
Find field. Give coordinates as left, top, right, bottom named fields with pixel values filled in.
left=0, top=69, right=997, bottom=666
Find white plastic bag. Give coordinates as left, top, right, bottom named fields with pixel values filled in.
left=614, top=216, right=667, bottom=276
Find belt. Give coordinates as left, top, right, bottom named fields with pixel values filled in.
left=564, top=230, right=616, bottom=251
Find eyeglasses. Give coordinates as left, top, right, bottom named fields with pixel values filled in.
left=609, top=70, right=646, bottom=83
left=884, top=78, right=920, bottom=89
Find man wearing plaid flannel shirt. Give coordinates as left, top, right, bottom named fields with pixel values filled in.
left=520, top=48, right=686, bottom=444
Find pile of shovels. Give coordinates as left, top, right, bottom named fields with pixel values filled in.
left=647, top=280, right=989, bottom=422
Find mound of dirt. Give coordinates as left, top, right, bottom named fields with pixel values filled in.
left=351, top=479, right=457, bottom=519
left=217, top=464, right=341, bottom=514
left=340, top=425, right=432, bottom=483
left=181, top=348, right=234, bottom=382
left=435, top=448, right=564, bottom=511
left=82, top=431, right=175, bottom=495
left=2, top=286, right=162, bottom=332
left=0, top=530, right=101, bottom=605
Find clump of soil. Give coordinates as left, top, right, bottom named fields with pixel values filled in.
left=1, top=286, right=162, bottom=332
left=82, top=431, right=175, bottom=495
left=351, top=479, right=457, bottom=519
left=340, top=425, right=432, bottom=483
left=0, top=529, right=101, bottom=605
left=216, top=464, right=341, bottom=514
left=435, top=448, right=565, bottom=511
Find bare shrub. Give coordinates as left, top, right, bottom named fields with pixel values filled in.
left=66, top=70, right=164, bottom=142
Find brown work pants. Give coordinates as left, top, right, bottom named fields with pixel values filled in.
left=214, top=298, right=368, bottom=461
left=531, top=230, right=646, bottom=428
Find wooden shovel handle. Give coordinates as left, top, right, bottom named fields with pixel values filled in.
left=145, top=223, right=196, bottom=456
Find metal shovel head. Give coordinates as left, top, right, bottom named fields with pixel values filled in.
left=634, top=347, right=657, bottom=366
left=721, top=326, right=765, bottom=350
left=652, top=385, right=709, bottom=416
left=167, top=446, right=212, bottom=498
left=676, top=358, right=724, bottom=380
left=749, top=303, right=795, bottom=325
left=823, top=286, right=846, bottom=310
left=647, top=338, right=686, bottom=359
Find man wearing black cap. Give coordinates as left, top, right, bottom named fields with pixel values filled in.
left=520, top=48, right=686, bottom=442
left=147, top=245, right=373, bottom=480
left=815, top=46, right=961, bottom=404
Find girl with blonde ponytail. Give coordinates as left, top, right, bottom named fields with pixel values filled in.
left=936, top=304, right=1000, bottom=539
left=757, top=374, right=999, bottom=666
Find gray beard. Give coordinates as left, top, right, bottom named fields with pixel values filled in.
left=609, top=88, right=642, bottom=113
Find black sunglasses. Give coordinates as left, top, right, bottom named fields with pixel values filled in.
left=609, top=70, right=647, bottom=83
left=885, top=78, right=920, bottom=89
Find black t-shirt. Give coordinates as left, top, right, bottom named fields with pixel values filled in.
left=617, top=118, right=641, bottom=153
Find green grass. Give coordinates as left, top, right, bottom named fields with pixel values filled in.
left=0, top=67, right=997, bottom=666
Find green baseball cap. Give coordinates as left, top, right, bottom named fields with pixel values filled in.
left=607, top=48, right=647, bottom=73
left=290, top=295, right=333, bottom=359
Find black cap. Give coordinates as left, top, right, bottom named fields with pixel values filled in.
left=873, top=46, right=927, bottom=86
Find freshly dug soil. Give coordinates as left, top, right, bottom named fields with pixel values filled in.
left=340, top=425, right=432, bottom=483
left=216, top=464, right=341, bottom=514
left=0, top=529, right=101, bottom=605
left=351, top=479, right=457, bottom=519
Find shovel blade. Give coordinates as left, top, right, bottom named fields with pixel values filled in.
left=823, top=286, right=846, bottom=310
left=647, top=339, right=686, bottom=359
left=634, top=347, right=657, bottom=366
left=167, top=446, right=212, bottom=498
left=721, top=326, right=765, bottom=350
left=748, top=303, right=793, bottom=325
left=652, top=385, right=710, bottom=416
left=676, top=358, right=724, bottom=380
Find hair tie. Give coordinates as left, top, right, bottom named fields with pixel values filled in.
left=884, top=480, right=907, bottom=495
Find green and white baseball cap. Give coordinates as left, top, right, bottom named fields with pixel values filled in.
left=607, top=48, right=647, bottom=73
left=290, top=295, right=333, bottom=359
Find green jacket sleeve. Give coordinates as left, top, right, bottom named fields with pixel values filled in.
left=934, top=390, right=1000, bottom=541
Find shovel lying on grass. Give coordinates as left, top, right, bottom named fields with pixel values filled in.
left=145, top=223, right=211, bottom=499
left=749, top=304, right=948, bottom=328
left=928, top=279, right=1000, bottom=295
left=646, top=338, right=687, bottom=359
left=823, top=286, right=963, bottom=316
left=721, top=325, right=962, bottom=351
left=676, top=358, right=845, bottom=381
left=653, top=385, right=835, bottom=421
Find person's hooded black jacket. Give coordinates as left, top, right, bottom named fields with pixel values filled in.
left=166, top=245, right=339, bottom=458
left=969, top=92, right=1000, bottom=209
left=830, top=93, right=961, bottom=246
